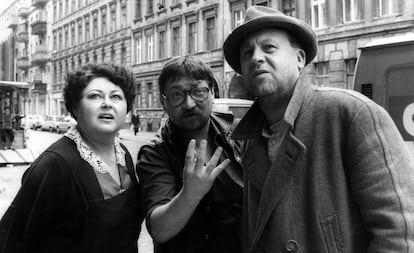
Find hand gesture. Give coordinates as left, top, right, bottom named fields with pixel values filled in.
left=182, top=139, right=230, bottom=202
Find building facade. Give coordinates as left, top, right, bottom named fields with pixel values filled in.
left=2, top=0, right=414, bottom=131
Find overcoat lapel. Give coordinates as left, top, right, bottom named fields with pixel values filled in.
left=249, top=132, right=306, bottom=251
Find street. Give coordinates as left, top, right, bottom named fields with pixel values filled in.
left=0, top=128, right=156, bottom=253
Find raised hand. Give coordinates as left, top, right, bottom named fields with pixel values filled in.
left=182, top=139, right=230, bottom=202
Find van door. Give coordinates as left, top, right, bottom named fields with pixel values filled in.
left=386, top=64, right=414, bottom=152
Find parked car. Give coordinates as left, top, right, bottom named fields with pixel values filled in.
left=41, top=115, right=64, bottom=132
left=212, top=98, right=254, bottom=121
left=158, top=98, right=254, bottom=132
left=56, top=116, right=77, bottom=133
left=20, top=115, right=44, bottom=130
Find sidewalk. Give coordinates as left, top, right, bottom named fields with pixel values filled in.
left=118, top=128, right=157, bottom=141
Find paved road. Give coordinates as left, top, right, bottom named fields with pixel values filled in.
left=0, top=129, right=156, bottom=253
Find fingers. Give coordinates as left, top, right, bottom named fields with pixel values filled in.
left=195, top=140, right=207, bottom=169
left=211, top=159, right=230, bottom=178
left=205, top=146, right=223, bottom=174
left=184, top=139, right=196, bottom=173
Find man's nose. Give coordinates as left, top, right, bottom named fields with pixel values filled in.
left=182, top=93, right=196, bottom=109
left=251, top=48, right=265, bottom=65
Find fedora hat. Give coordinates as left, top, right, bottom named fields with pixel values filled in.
left=223, top=5, right=317, bottom=74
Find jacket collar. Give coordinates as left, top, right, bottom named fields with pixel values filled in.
left=232, top=72, right=313, bottom=139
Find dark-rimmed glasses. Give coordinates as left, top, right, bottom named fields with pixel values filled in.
left=162, top=87, right=210, bottom=107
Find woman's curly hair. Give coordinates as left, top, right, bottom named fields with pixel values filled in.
left=64, top=63, right=135, bottom=119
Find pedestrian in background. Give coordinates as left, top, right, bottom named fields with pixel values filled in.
left=0, top=63, right=144, bottom=253
left=1, top=106, right=14, bottom=150
left=132, top=110, right=141, bottom=135
left=223, top=5, right=414, bottom=253
left=137, top=56, right=243, bottom=253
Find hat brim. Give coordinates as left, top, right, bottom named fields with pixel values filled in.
left=223, top=15, right=317, bottom=74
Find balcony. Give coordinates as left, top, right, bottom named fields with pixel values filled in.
left=17, top=7, right=30, bottom=18
left=30, top=11, right=47, bottom=35
left=17, top=57, right=30, bottom=70
left=16, top=24, right=28, bottom=42
left=6, top=16, right=18, bottom=29
left=31, top=45, right=49, bottom=65
left=32, top=0, right=49, bottom=8
left=32, top=81, right=47, bottom=94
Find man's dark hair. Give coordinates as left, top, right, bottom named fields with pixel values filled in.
left=64, top=63, right=135, bottom=119
left=158, top=56, right=218, bottom=95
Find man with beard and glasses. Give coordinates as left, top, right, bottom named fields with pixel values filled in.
left=136, top=56, right=243, bottom=253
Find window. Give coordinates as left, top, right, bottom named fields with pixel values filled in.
left=59, top=0, right=63, bottom=19
left=102, top=49, right=106, bottom=62
left=342, top=0, right=361, bottom=22
left=121, top=47, right=126, bottom=64
left=158, top=30, right=165, bottom=59
left=93, top=52, right=97, bottom=63
left=376, top=0, right=400, bottom=16
left=65, top=0, right=69, bottom=15
left=282, top=0, right=296, bottom=17
left=78, top=0, right=82, bottom=8
left=135, top=0, right=142, bottom=19
left=311, top=0, right=327, bottom=28
left=345, top=58, right=356, bottom=89
left=111, top=48, right=115, bottom=62
left=85, top=18, right=90, bottom=41
left=188, top=22, right=197, bottom=53
left=53, top=4, right=57, bottom=21
left=64, top=27, right=68, bottom=48
left=147, top=82, right=153, bottom=108
left=59, top=32, right=63, bottom=50
left=147, top=0, right=154, bottom=15
left=53, top=32, right=57, bottom=50
left=71, top=26, right=75, bottom=47
left=135, top=36, right=142, bottom=64
left=172, top=26, right=180, bottom=56
left=93, top=15, right=98, bottom=39
left=71, top=0, right=76, bottom=13
left=315, top=61, right=329, bottom=86
left=110, top=6, right=116, bottom=32
left=233, top=9, right=244, bottom=28
left=78, top=20, right=82, bottom=43
left=205, top=17, right=216, bottom=50
left=101, top=10, right=107, bottom=35
left=146, top=33, right=153, bottom=61
left=121, top=4, right=127, bottom=28
left=136, top=83, right=142, bottom=108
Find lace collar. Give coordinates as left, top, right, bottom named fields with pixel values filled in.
left=64, top=127, right=126, bottom=174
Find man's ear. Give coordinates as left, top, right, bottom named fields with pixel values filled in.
left=160, top=94, right=167, bottom=110
left=297, top=49, right=306, bottom=71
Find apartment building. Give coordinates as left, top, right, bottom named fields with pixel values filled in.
left=2, top=0, right=414, bottom=131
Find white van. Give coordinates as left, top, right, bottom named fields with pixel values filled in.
left=353, top=33, right=414, bottom=154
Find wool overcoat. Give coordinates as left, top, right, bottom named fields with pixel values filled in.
left=232, top=74, right=414, bottom=253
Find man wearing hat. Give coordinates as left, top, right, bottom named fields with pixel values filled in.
left=224, top=5, right=414, bottom=253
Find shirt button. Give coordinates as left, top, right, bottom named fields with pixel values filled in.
left=285, top=240, right=298, bottom=252
left=235, top=156, right=241, bottom=163
left=203, top=234, right=209, bottom=240
left=206, top=205, right=212, bottom=212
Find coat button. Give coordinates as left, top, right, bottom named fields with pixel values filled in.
left=285, top=240, right=298, bottom=252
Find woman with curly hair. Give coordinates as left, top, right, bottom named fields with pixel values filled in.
left=0, top=63, right=144, bottom=253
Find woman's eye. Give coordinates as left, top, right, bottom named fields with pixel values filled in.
left=88, top=93, right=103, bottom=100
left=111, top=94, right=123, bottom=100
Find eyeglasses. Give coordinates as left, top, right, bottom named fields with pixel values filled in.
left=162, top=87, right=210, bottom=107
